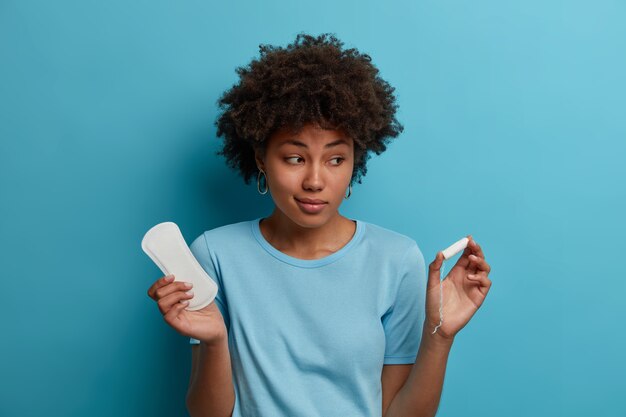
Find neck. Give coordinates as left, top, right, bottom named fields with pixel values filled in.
left=261, top=208, right=354, bottom=255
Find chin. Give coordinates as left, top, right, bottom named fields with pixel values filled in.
left=286, top=208, right=332, bottom=228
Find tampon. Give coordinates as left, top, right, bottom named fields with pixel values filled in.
left=432, top=236, right=470, bottom=335
left=141, top=222, right=218, bottom=311
left=442, top=237, right=469, bottom=260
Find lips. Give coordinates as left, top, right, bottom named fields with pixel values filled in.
left=296, top=198, right=327, bottom=204
left=295, top=197, right=327, bottom=214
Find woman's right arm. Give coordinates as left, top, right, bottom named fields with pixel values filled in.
left=187, top=336, right=235, bottom=417
left=146, top=274, right=235, bottom=417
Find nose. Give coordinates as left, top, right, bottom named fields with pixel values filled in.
left=302, top=163, right=324, bottom=192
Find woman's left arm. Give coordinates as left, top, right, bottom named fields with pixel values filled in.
left=384, top=236, right=492, bottom=417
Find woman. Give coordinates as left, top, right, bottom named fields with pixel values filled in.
left=147, top=33, right=492, bottom=417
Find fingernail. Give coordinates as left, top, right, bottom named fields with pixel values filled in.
left=184, top=282, right=193, bottom=288
left=165, top=275, right=174, bottom=281
left=186, top=290, right=194, bottom=296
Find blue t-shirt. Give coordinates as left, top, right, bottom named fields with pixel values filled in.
left=189, top=217, right=427, bottom=417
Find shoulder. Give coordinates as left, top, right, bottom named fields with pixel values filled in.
left=361, top=220, right=420, bottom=252
left=190, top=218, right=255, bottom=252
left=360, top=220, right=426, bottom=269
left=202, top=219, right=252, bottom=240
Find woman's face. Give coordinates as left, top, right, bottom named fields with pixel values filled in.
left=254, top=122, right=354, bottom=229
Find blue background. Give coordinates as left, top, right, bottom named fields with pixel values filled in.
left=1, top=0, right=624, bottom=416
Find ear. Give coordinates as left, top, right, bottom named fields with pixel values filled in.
left=254, top=147, right=265, bottom=172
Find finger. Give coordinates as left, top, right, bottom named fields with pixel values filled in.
left=453, top=241, right=474, bottom=269
left=164, top=299, right=190, bottom=326
left=428, top=251, right=445, bottom=287
left=447, top=248, right=472, bottom=274
left=157, top=289, right=195, bottom=315
left=153, top=281, right=194, bottom=302
left=147, top=274, right=176, bottom=300
left=467, top=235, right=485, bottom=260
left=468, top=254, right=491, bottom=273
left=467, top=272, right=492, bottom=291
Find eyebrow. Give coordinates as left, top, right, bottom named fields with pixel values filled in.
left=280, top=138, right=350, bottom=149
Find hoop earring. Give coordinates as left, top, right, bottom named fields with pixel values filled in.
left=257, top=169, right=268, bottom=195
left=344, top=184, right=352, bottom=199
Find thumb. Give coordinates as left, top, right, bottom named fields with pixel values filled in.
left=428, top=251, right=445, bottom=288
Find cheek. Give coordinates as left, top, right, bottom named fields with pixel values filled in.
left=266, top=167, right=297, bottom=193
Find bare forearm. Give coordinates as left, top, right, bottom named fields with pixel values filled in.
left=186, top=338, right=235, bottom=417
left=385, top=323, right=454, bottom=417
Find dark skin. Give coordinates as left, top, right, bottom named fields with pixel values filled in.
left=146, top=276, right=227, bottom=347
left=425, top=236, right=492, bottom=340
left=384, top=236, right=492, bottom=417
left=253, top=122, right=357, bottom=258
left=147, top=121, right=493, bottom=417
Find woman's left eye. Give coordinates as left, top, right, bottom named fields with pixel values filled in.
left=330, top=157, right=344, bottom=165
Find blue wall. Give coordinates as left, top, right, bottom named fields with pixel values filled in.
left=1, top=0, right=624, bottom=416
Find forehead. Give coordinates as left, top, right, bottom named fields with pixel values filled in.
left=270, top=123, right=352, bottom=149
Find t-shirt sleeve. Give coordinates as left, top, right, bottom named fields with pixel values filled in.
left=382, top=241, right=427, bottom=364
left=188, top=232, right=230, bottom=344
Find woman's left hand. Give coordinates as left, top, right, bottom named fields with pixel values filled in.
left=425, top=235, right=492, bottom=342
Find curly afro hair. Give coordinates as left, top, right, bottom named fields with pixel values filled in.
left=214, top=32, right=404, bottom=186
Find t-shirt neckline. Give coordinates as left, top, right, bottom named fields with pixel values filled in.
left=251, top=217, right=364, bottom=268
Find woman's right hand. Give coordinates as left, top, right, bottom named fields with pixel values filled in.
left=147, top=274, right=227, bottom=346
